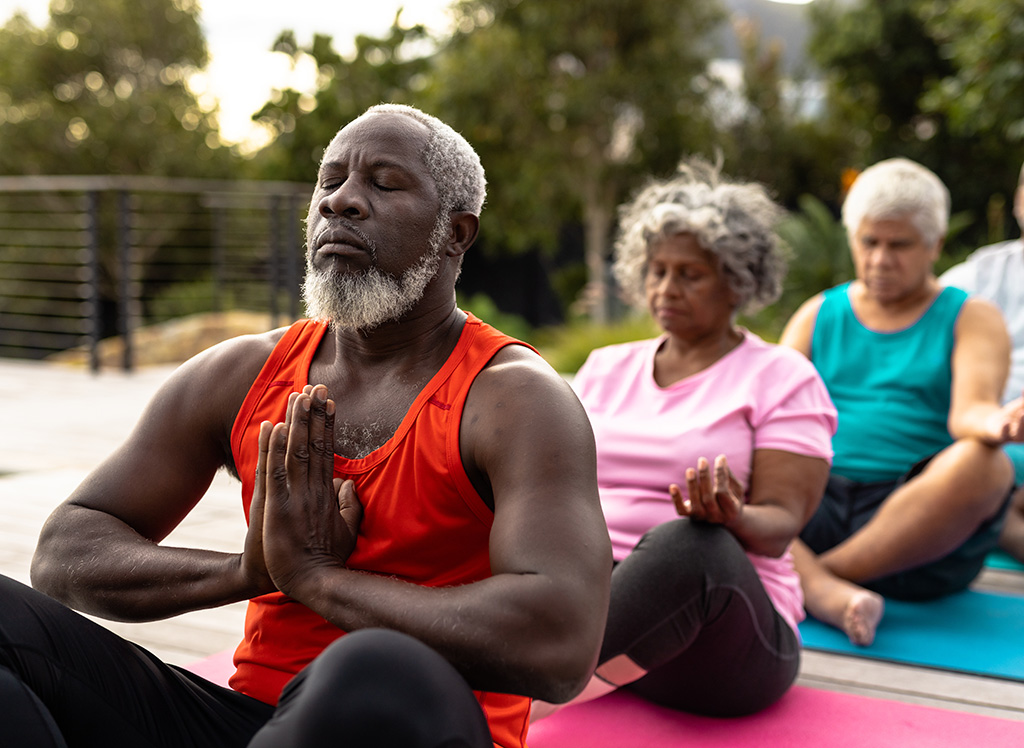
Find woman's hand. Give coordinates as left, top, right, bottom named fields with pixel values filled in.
left=670, top=454, right=744, bottom=525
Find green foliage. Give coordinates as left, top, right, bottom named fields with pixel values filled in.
left=919, top=0, right=1024, bottom=143
left=806, top=0, right=1024, bottom=255
left=247, top=18, right=435, bottom=182
left=0, top=0, right=233, bottom=177
left=736, top=194, right=850, bottom=341
left=457, top=292, right=534, bottom=343
left=718, top=17, right=854, bottom=210
left=532, top=313, right=659, bottom=375
left=427, top=0, right=726, bottom=256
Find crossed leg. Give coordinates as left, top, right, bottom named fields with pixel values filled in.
left=997, top=484, right=1024, bottom=563
left=794, top=439, right=1013, bottom=646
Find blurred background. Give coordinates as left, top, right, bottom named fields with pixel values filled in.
left=1, top=0, right=1022, bottom=373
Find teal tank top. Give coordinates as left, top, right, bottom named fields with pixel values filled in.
left=811, top=282, right=969, bottom=481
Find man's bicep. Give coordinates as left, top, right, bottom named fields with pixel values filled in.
left=469, top=360, right=607, bottom=577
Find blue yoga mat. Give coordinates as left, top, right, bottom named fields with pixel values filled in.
left=985, top=549, right=1024, bottom=573
left=799, top=588, right=1024, bottom=682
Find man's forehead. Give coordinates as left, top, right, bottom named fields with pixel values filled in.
left=328, top=112, right=430, bottom=155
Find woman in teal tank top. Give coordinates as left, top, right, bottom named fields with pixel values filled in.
left=780, top=158, right=1022, bottom=647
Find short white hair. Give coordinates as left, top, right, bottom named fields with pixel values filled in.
left=358, top=104, right=486, bottom=217
left=842, top=158, right=949, bottom=246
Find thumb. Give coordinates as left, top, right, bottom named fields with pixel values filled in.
left=335, top=478, right=364, bottom=535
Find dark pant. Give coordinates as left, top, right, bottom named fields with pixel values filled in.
left=800, top=459, right=1010, bottom=600
left=600, top=519, right=800, bottom=717
left=0, top=575, right=491, bottom=747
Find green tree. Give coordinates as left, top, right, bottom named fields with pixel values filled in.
left=425, top=0, right=727, bottom=322
left=0, top=0, right=232, bottom=176
left=719, top=15, right=854, bottom=210
left=247, top=15, right=435, bottom=182
left=806, top=0, right=1024, bottom=259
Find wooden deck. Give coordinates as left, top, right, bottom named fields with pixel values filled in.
left=1, top=358, right=1022, bottom=725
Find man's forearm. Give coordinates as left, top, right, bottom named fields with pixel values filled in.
left=31, top=505, right=257, bottom=622
left=282, top=564, right=600, bottom=703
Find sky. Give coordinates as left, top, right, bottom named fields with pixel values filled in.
left=0, top=0, right=814, bottom=151
left=0, top=0, right=454, bottom=149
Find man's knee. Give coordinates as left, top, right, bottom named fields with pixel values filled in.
left=257, top=630, right=490, bottom=748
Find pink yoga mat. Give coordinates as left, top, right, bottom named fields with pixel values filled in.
left=187, top=652, right=1023, bottom=746
left=527, top=687, right=1023, bottom=748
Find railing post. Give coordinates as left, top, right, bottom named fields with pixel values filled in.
left=117, top=189, right=134, bottom=372
left=287, top=194, right=300, bottom=321
left=268, top=194, right=281, bottom=328
left=212, top=205, right=225, bottom=314
left=85, top=190, right=102, bottom=373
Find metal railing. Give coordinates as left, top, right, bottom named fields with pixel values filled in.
left=0, top=176, right=310, bottom=371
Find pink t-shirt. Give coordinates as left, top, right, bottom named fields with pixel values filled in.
left=573, top=331, right=837, bottom=633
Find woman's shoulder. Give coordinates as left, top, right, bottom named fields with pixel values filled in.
left=735, top=331, right=824, bottom=384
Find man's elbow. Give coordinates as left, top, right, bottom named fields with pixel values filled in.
left=522, top=635, right=603, bottom=704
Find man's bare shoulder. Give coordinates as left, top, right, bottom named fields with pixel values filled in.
left=475, top=344, right=578, bottom=400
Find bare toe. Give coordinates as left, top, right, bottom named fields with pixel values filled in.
left=842, top=590, right=884, bottom=646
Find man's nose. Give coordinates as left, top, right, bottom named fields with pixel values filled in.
left=319, top=181, right=368, bottom=220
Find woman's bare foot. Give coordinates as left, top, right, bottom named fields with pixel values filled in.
left=801, top=568, right=885, bottom=647
left=841, top=589, right=884, bottom=646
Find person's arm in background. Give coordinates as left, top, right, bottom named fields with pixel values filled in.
left=948, top=298, right=1023, bottom=444
left=778, top=294, right=825, bottom=358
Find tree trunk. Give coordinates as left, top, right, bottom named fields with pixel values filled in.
left=581, top=175, right=615, bottom=324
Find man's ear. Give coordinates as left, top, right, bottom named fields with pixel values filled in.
left=445, top=211, right=480, bottom=257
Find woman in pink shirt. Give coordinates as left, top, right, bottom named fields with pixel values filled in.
left=536, top=161, right=837, bottom=719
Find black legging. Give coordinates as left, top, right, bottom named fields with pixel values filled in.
left=601, top=519, right=800, bottom=717
left=0, top=575, right=492, bottom=747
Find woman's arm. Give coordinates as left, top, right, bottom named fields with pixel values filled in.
left=673, top=449, right=829, bottom=558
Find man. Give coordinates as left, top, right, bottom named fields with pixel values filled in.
left=780, top=158, right=1024, bottom=647
left=940, top=161, right=1024, bottom=562
left=3, top=104, right=612, bottom=747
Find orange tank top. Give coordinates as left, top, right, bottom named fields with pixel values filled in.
left=228, top=314, right=531, bottom=748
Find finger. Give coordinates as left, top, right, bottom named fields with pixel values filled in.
left=713, top=455, right=730, bottom=497
left=696, top=457, right=713, bottom=515
left=324, top=397, right=336, bottom=481
left=684, top=467, right=702, bottom=518
left=266, top=421, right=290, bottom=509
left=337, top=479, right=364, bottom=531
left=250, top=421, right=272, bottom=522
left=286, top=391, right=312, bottom=484
left=307, top=385, right=330, bottom=490
left=284, top=391, right=300, bottom=434
left=669, top=483, right=690, bottom=516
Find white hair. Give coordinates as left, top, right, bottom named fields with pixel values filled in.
left=302, top=247, right=441, bottom=332
left=358, top=103, right=486, bottom=217
left=841, top=158, right=949, bottom=246
left=613, top=159, right=787, bottom=313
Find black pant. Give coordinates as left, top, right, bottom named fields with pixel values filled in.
left=0, top=575, right=491, bottom=747
left=801, top=460, right=1010, bottom=600
left=601, top=519, right=800, bottom=717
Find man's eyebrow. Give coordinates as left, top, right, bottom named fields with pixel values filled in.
left=319, top=158, right=409, bottom=173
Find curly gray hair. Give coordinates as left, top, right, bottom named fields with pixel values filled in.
left=361, top=103, right=486, bottom=217
left=613, top=159, right=787, bottom=314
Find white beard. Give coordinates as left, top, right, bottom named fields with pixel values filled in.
left=301, top=245, right=442, bottom=332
